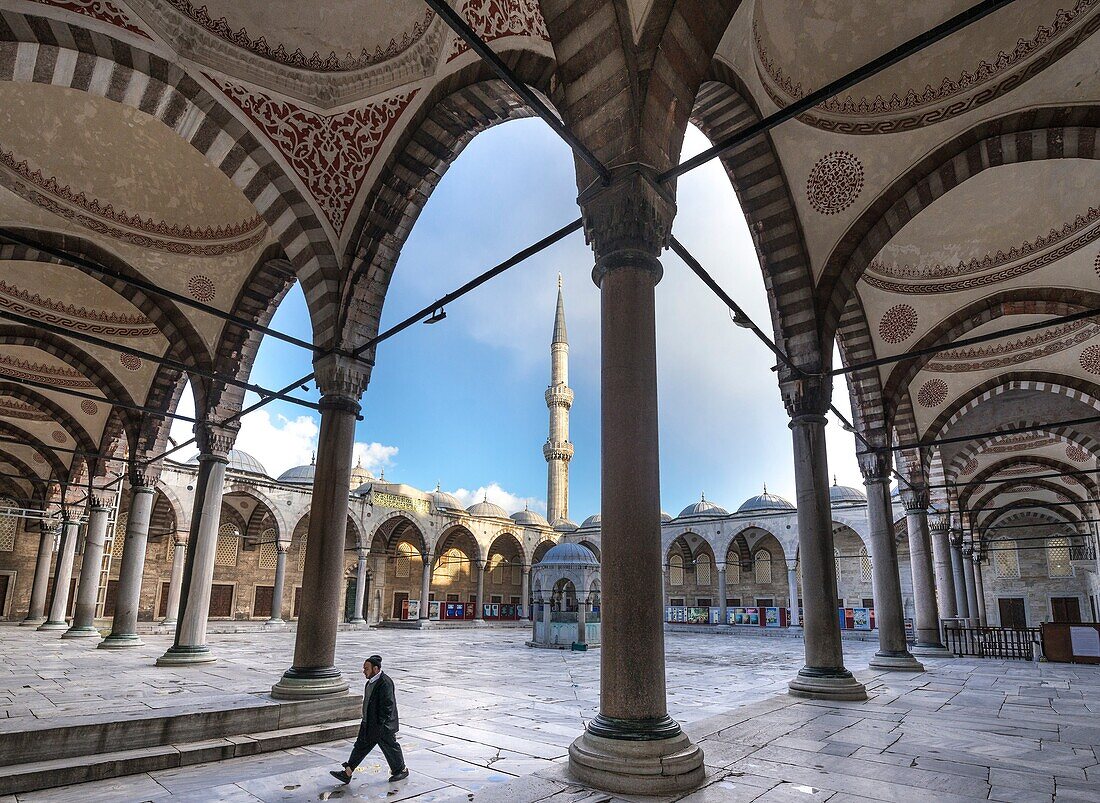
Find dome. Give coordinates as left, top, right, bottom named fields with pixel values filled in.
left=579, top=513, right=601, bottom=529
left=552, top=517, right=579, bottom=533
left=350, top=457, right=375, bottom=488
left=677, top=494, right=729, bottom=519
left=277, top=460, right=315, bottom=485
left=511, top=506, right=550, bottom=527
left=829, top=478, right=866, bottom=505
left=188, top=449, right=268, bottom=477
left=737, top=485, right=795, bottom=514
left=431, top=484, right=464, bottom=512
left=660, top=511, right=672, bottom=523
left=538, top=541, right=599, bottom=567
left=467, top=496, right=509, bottom=519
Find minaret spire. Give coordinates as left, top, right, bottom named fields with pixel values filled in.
left=544, top=274, right=574, bottom=524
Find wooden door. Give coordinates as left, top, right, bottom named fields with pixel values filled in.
left=1051, top=597, right=1082, bottom=623
left=253, top=585, right=274, bottom=619
left=0, top=574, right=9, bottom=617
left=344, top=577, right=357, bottom=620
left=208, top=584, right=233, bottom=618
left=293, top=586, right=302, bottom=618
left=103, top=580, right=119, bottom=617
left=391, top=591, right=408, bottom=620
left=157, top=581, right=170, bottom=618
left=998, top=597, right=1027, bottom=628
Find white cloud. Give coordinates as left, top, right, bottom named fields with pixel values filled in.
left=354, top=441, right=398, bottom=477
left=448, top=482, right=546, bottom=516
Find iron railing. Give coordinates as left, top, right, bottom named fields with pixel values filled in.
left=943, top=624, right=1040, bottom=660
left=1069, top=543, right=1096, bottom=561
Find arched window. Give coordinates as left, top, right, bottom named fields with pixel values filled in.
left=754, top=549, right=772, bottom=584
left=696, top=553, right=712, bottom=585
left=259, top=528, right=278, bottom=569
left=395, top=542, right=416, bottom=578
left=491, top=555, right=505, bottom=584
left=993, top=541, right=1019, bottom=578
left=859, top=546, right=873, bottom=582
left=297, top=535, right=308, bottom=570
left=727, top=555, right=740, bottom=585
left=833, top=548, right=841, bottom=582
left=0, top=497, right=17, bottom=551
left=111, top=512, right=128, bottom=559
left=669, top=554, right=684, bottom=586
left=1047, top=537, right=1071, bottom=578
left=215, top=523, right=239, bottom=566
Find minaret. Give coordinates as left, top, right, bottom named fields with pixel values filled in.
left=544, top=274, right=574, bottom=524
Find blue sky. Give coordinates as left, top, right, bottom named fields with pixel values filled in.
left=173, top=119, right=863, bottom=517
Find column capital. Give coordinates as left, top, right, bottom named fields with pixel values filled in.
left=276, top=541, right=289, bottom=554
left=89, top=492, right=113, bottom=510
left=949, top=528, right=964, bottom=548
left=961, top=543, right=973, bottom=558
left=857, top=450, right=892, bottom=484
left=899, top=486, right=929, bottom=513
left=579, top=165, right=675, bottom=285
left=780, top=374, right=832, bottom=421
left=356, top=546, right=369, bottom=559
left=195, top=420, right=238, bottom=459
left=128, top=466, right=159, bottom=490
left=928, top=514, right=949, bottom=534
left=314, top=353, right=371, bottom=402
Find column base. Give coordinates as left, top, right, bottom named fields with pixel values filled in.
left=346, top=618, right=365, bottom=625
left=61, top=626, right=101, bottom=639
left=568, top=717, right=704, bottom=795
left=271, top=666, right=349, bottom=700
left=160, top=618, right=177, bottom=626
left=788, top=667, right=868, bottom=701
left=263, top=619, right=287, bottom=629
left=37, top=620, right=69, bottom=631
left=99, top=634, right=145, bottom=649
left=911, top=643, right=953, bottom=657
left=21, top=616, right=46, bottom=627
left=869, top=651, right=925, bottom=672
left=156, top=645, right=215, bottom=666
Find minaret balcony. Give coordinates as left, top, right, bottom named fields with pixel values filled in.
left=543, top=440, right=574, bottom=461
left=545, top=385, right=574, bottom=408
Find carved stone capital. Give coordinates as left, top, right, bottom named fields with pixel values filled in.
left=781, top=374, right=832, bottom=421
left=857, top=450, right=892, bottom=484
left=579, top=165, right=675, bottom=284
left=314, top=353, right=372, bottom=402
left=928, top=514, right=950, bottom=533
left=949, top=528, right=964, bottom=548
left=195, top=420, right=239, bottom=460
left=128, top=466, right=159, bottom=490
left=89, top=492, right=113, bottom=510
left=961, top=544, right=973, bottom=558
left=899, top=486, right=929, bottom=513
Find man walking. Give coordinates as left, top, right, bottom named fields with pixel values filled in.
left=330, top=654, right=409, bottom=784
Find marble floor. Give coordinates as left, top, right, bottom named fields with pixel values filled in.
left=0, top=626, right=1096, bottom=802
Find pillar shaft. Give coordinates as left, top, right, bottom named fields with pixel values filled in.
left=929, top=519, right=958, bottom=619
left=269, top=546, right=288, bottom=623
left=65, top=503, right=111, bottom=637
left=22, top=526, right=54, bottom=625
left=475, top=561, right=485, bottom=620
left=100, top=483, right=154, bottom=648
left=350, top=549, right=367, bottom=624
left=419, top=554, right=432, bottom=620
left=787, top=563, right=799, bottom=626
left=39, top=519, right=79, bottom=630
left=162, top=537, right=186, bottom=625
left=973, top=558, right=988, bottom=626
left=521, top=567, right=530, bottom=620
left=717, top=566, right=727, bottom=627
left=904, top=501, right=944, bottom=649
left=962, top=548, right=979, bottom=626
left=949, top=537, right=969, bottom=621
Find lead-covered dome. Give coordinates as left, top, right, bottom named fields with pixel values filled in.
left=277, top=460, right=315, bottom=485
left=830, top=478, right=866, bottom=505
left=431, top=484, right=464, bottom=512
left=539, top=541, right=599, bottom=567
left=511, top=506, right=550, bottom=527
left=350, top=457, right=375, bottom=488
left=467, top=497, right=509, bottom=519
left=579, top=513, right=601, bottom=529
left=552, top=517, right=579, bottom=533
left=737, top=486, right=795, bottom=513
left=677, top=494, right=728, bottom=519
left=660, top=511, right=672, bottom=523
left=189, top=449, right=268, bottom=477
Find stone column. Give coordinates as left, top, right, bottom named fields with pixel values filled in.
left=928, top=515, right=958, bottom=619
left=522, top=565, right=531, bottom=620
left=541, top=592, right=551, bottom=642
left=782, top=377, right=866, bottom=700
left=474, top=559, right=485, bottom=621
left=350, top=547, right=368, bottom=624
left=949, top=530, right=969, bottom=621
left=577, top=596, right=587, bottom=645
left=972, top=553, right=988, bottom=627
left=901, top=488, right=949, bottom=655
left=568, top=168, right=703, bottom=795
left=64, top=499, right=111, bottom=638
left=786, top=561, right=800, bottom=629
left=962, top=544, right=979, bottom=626
left=418, top=552, right=433, bottom=621
left=157, top=421, right=236, bottom=666
left=39, top=518, right=79, bottom=630
left=161, top=534, right=187, bottom=625
left=21, top=524, right=55, bottom=626
left=266, top=543, right=288, bottom=627
left=716, top=564, right=728, bottom=627
left=100, top=477, right=155, bottom=648
left=861, top=454, right=922, bottom=671
left=272, top=355, right=368, bottom=698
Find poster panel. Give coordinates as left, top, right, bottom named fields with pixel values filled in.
left=406, top=599, right=420, bottom=620
left=429, top=601, right=441, bottom=621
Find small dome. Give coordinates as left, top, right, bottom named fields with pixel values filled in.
left=579, top=513, right=601, bottom=529
left=350, top=457, right=375, bottom=488
left=678, top=494, right=729, bottom=519
left=277, top=459, right=315, bottom=485
left=539, top=541, right=598, bottom=567
left=552, top=517, right=579, bottom=533
left=830, top=477, right=866, bottom=505
left=511, top=505, right=550, bottom=527
left=660, top=511, right=672, bottom=523
left=737, top=485, right=795, bottom=514
left=467, top=496, right=509, bottom=519
left=189, top=449, right=267, bottom=477
left=431, top=484, right=464, bottom=511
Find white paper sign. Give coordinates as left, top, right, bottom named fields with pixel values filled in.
left=1069, top=626, right=1100, bottom=657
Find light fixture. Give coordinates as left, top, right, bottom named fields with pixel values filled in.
left=425, top=307, right=447, bottom=324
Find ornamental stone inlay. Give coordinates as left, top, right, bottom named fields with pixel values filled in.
left=960, top=458, right=978, bottom=475
left=187, top=275, right=217, bottom=302
left=119, top=354, right=142, bottom=371
left=917, top=379, right=949, bottom=408
left=1067, top=444, right=1090, bottom=462
left=80, top=399, right=99, bottom=415
left=1080, top=344, right=1100, bottom=375
left=51, top=430, right=66, bottom=444
left=878, top=304, right=918, bottom=344
left=805, top=151, right=863, bottom=215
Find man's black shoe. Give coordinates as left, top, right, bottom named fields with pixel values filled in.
left=329, top=769, right=352, bottom=784
left=389, top=768, right=410, bottom=782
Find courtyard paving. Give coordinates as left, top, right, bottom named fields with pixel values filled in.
left=0, top=626, right=1096, bottom=802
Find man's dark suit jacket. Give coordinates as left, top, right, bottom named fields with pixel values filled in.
left=362, top=672, right=400, bottom=734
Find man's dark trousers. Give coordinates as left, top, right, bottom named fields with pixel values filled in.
left=347, top=672, right=404, bottom=774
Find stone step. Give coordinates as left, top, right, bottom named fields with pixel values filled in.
left=0, top=718, right=362, bottom=796
left=0, top=693, right=362, bottom=767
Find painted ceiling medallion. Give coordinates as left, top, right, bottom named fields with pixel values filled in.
left=1094, top=251, right=1100, bottom=279
left=926, top=320, right=1100, bottom=373
left=119, top=354, right=142, bottom=371
left=208, top=76, right=418, bottom=235
left=80, top=399, right=99, bottom=415
left=753, top=1, right=1099, bottom=135
left=168, top=1, right=434, bottom=72
left=0, top=148, right=268, bottom=256
left=1080, top=344, right=1100, bottom=375
left=984, top=434, right=1058, bottom=454
left=187, top=275, right=217, bottom=302
left=28, top=0, right=152, bottom=39
left=916, top=379, right=949, bottom=408
left=444, top=0, right=551, bottom=61
left=878, top=304, right=918, bottom=344
left=805, top=151, right=863, bottom=215
left=0, top=399, right=51, bottom=421
left=0, top=356, right=95, bottom=389
left=0, top=280, right=160, bottom=339
left=31, top=452, right=45, bottom=465
left=1066, top=444, right=1090, bottom=462
left=51, top=430, right=66, bottom=444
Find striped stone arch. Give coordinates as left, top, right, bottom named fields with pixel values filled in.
left=0, top=12, right=341, bottom=345
left=0, top=449, right=47, bottom=496
left=487, top=528, right=528, bottom=565
left=960, top=455, right=1098, bottom=509
left=690, top=61, right=824, bottom=374
left=971, top=476, right=1085, bottom=515
left=983, top=506, right=1081, bottom=535
left=947, top=423, right=1100, bottom=483
left=975, top=495, right=1086, bottom=535
left=434, top=522, right=482, bottom=564
left=154, top=481, right=190, bottom=535
left=338, top=63, right=546, bottom=353
left=817, top=106, right=1100, bottom=347
left=369, top=512, right=429, bottom=555
left=0, top=381, right=96, bottom=457
left=0, top=420, right=67, bottom=480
